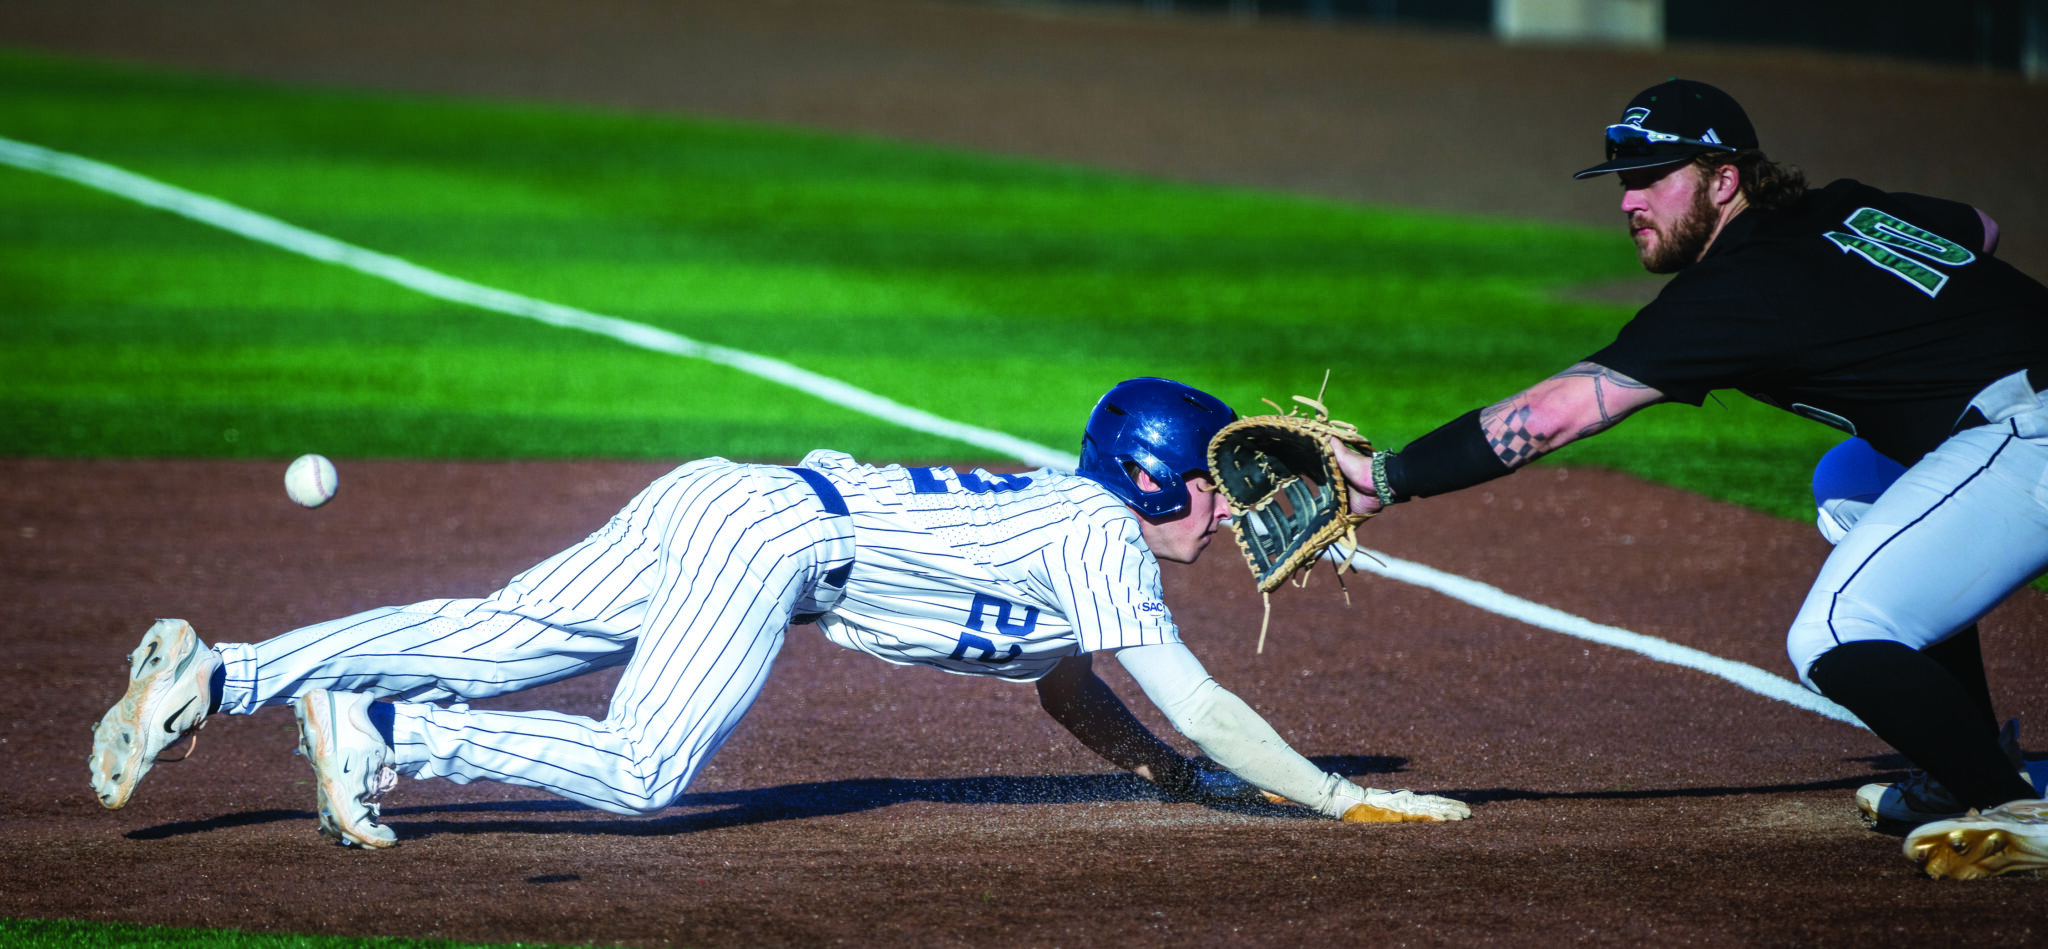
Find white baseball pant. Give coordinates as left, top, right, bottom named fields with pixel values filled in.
left=1788, top=371, right=2048, bottom=690
left=215, top=459, right=855, bottom=814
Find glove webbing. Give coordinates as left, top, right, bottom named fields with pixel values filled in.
left=1210, top=389, right=1374, bottom=652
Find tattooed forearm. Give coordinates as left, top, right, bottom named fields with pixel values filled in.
left=1555, top=361, right=1652, bottom=438
left=1479, top=362, right=1654, bottom=468
left=1479, top=398, right=1543, bottom=468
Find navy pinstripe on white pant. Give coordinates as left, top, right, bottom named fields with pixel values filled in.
left=214, top=459, right=854, bottom=814
left=1787, top=372, right=2048, bottom=689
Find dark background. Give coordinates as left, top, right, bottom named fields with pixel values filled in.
left=984, top=0, right=2045, bottom=73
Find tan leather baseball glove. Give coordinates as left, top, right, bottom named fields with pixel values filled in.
left=1207, top=387, right=1374, bottom=650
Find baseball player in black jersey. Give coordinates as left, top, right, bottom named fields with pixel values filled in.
left=1331, top=78, right=2048, bottom=879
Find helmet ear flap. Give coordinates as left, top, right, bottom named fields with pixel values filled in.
left=1120, top=447, right=1185, bottom=512
left=1075, top=377, right=1231, bottom=519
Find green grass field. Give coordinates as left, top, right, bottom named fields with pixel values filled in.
left=0, top=48, right=1845, bottom=518
left=0, top=918, right=571, bottom=949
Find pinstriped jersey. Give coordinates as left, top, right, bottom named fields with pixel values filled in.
left=796, top=450, right=1179, bottom=681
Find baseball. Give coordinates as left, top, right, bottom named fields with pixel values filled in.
left=284, top=453, right=339, bottom=508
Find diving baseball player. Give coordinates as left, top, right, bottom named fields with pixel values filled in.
left=1331, top=79, right=2048, bottom=879
left=89, top=378, right=1469, bottom=847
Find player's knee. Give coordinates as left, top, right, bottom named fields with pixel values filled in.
left=1787, top=628, right=1831, bottom=693
left=1787, top=612, right=1915, bottom=692
left=598, top=774, right=682, bottom=816
left=614, top=796, right=674, bottom=818
left=1805, top=639, right=1922, bottom=706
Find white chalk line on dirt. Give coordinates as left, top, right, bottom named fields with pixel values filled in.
left=0, top=134, right=1077, bottom=471
left=1342, top=548, right=1866, bottom=728
left=2, top=134, right=1863, bottom=730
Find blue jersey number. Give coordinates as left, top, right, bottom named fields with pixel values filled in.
left=909, top=467, right=1034, bottom=495
left=949, top=593, right=1038, bottom=663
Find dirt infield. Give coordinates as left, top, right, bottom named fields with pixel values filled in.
left=4, top=2, right=2048, bottom=946
left=6, top=460, right=2047, bottom=946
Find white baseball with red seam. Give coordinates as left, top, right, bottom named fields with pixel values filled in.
left=285, top=453, right=339, bottom=508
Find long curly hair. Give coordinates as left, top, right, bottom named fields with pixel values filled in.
left=1693, top=149, right=1807, bottom=212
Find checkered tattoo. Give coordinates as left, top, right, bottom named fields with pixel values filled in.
left=1484, top=403, right=1541, bottom=466
left=1480, top=362, right=1651, bottom=468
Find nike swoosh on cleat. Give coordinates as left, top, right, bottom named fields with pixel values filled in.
left=171, top=641, right=199, bottom=678
left=162, top=698, right=196, bottom=733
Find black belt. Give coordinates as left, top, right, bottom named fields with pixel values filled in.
left=784, top=467, right=853, bottom=600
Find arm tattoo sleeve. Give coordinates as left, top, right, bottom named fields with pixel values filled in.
left=1479, top=400, right=1542, bottom=468
left=1479, top=362, right=1651, bottom=467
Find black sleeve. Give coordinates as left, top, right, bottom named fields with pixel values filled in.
left=1584, top=264, right=1789, bottom=407
left=1380, top=408, right=1512, bottom=501
left=1891, top=193, right=1985, bottom=255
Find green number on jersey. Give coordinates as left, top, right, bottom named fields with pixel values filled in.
left=1824, top=207, right=1975, bottom=297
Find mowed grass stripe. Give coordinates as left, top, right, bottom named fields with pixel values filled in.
left=0, top=49, right=1843, bottom=519
left=0, top=134, right=1076, bottom=468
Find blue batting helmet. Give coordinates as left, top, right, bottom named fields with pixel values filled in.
left=1076, top=377, right=1235, bottom=518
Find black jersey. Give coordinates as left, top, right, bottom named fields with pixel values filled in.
left=1587, top=179, right=2048, bottom=465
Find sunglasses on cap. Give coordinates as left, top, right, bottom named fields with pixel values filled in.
left=1604, top=124, right=1737, bottom=161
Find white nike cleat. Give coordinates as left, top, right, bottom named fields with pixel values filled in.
left=1340, top=787, right=1472, bottom=823
left=1856, top=719, right=2029, bottom=828
left=292, top=688, right=399, bottom=849
left=1906, top=798, right=2048, bottom=880
left=89, top=619, right=219, bottom=809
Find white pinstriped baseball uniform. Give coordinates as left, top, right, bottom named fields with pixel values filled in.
left=211, top=451, right=1181, bottom=815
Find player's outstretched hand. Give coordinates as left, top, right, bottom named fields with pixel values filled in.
left=1327, top=436, right=1382, bottom=517
left=1337, top=784, right=1472, bottom=823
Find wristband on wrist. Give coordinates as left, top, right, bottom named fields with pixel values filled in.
left=1370, top=449, right=1400, bottom=508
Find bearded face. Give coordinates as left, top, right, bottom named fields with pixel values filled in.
left=1620, top=163, right=1723, bottom=275
left=1636, top=176, right=1717, bottom=274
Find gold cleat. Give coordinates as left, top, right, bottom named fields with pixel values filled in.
left=1905, top=799, right=2048, bottom=879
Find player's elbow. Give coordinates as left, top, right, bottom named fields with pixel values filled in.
left=1160, top=677, right=1231, bottom=748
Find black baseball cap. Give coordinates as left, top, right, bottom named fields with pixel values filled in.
left=1572, top=79, right=1758, bottom=179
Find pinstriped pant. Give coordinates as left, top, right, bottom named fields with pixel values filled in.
left=215, top=459, right=855, bottom=815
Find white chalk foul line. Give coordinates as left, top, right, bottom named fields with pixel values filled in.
left=1343, top=548, right=1867, bottom=728
left=3, top=133, right=1859, bottom=728
left=0, top=134, right=1079, bottom=471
